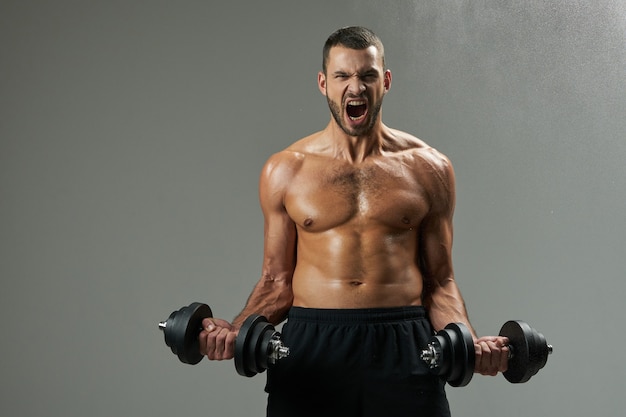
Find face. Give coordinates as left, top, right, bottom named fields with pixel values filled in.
left=318, top=45, right=391, bottom=137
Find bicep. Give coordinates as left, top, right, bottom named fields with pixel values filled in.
left=261, top=209, right=297, bottom=279
left=419, top=154, right=456, bottom=280
left=259, top=154, right=298, bottom=280
left=419, top=214, right=454, bottom=287
left=233, top=157, right=297, bottom=325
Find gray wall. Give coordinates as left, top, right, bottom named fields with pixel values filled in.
left=1, top=1, right=624, bottom=416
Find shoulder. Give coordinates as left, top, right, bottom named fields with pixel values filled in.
left=261, top=131, right=328, bottom=179
left=259, top=149, right=303, bottom=200
left=417, top=146, right=455, bottom=215
left=415, top=146, right=455, bottom=185
left=262, top=133, right=318, bottom=173
left=385, top=128, right=454, bottom=178
left=385, top=128, right=455, bottom=211
left=259, top=134, right=322, bottom=207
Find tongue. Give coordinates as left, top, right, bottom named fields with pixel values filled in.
left=347, top=104, right=367, bottom=118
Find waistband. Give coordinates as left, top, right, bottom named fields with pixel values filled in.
left=287, top=306, right=427, bottom=324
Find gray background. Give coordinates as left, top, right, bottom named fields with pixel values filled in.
left=1, top=1, right=624, bottom=416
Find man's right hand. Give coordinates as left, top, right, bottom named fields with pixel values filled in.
left=199, top=318, right=238, bottom=360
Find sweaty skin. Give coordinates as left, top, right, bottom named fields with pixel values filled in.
left=199, top=44, right=508, bottom=376
left=273, top=130, right=449, bottom=312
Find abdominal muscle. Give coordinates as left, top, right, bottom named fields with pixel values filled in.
left=291, top=227, right=424, bottom=309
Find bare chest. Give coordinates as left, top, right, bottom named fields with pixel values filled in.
left=285, top=161, right=430, bottom=232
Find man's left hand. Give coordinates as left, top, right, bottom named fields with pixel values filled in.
left=474, top=336, right=509, bottom=376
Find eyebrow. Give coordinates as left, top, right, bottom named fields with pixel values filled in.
left=360, top=70, right=379, bottom=77
left=332, top=69, right=379, bottom=77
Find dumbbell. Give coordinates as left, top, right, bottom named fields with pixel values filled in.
left=420, top=320, right=552, bottom=387
left=158, top=302, right=290, bottom=377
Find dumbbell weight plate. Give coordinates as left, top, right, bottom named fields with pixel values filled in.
left=161, top=302, right=213, bottom=365
left=499, top=320, right=533, bottom=383
left=499, top=320, right=551, bottom=383
left=445, top=323, right=475, bottom=387
left=234, top=314, right=266, bottom=377
left=527, top=328, right=550, bottom=377
left=246, top=320, right=273, bottom=376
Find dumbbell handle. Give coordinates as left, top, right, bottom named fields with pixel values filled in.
left=159, top=318, right=290, bottom=361
left=422, top=321, right=553, bottom=386
left=158, top=320, right=201, bottom=333
left=421, top=341, right=554, bottom=369
left=504, top=343, right=554, bottom=360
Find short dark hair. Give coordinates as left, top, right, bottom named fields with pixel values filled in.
left=322, top=26, right=386, bottom=74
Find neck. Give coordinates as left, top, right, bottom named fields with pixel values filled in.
left=326, top=120, right=387, bottom=163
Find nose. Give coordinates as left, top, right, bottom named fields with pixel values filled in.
left=347, top=76, right=366, bottom=95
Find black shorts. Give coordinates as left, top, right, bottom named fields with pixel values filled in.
left=265, top=307, right=451, bottom=417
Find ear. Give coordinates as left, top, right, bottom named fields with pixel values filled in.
left=383, top=69, right=392, bottom=93
left=317, top=71, right=327, bottom=96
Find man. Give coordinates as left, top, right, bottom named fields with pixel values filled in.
left=199, top=26, right=508, bottom=417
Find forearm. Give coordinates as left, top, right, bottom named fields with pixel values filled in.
left=425, top=277, right=477, bottom=338
left=232, top=274, right=294, bottom=328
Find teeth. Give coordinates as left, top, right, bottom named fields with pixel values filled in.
left=348, top=100, right=366, bottom=106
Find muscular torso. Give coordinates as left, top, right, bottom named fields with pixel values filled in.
left=279, top=130, right=444, bottom=309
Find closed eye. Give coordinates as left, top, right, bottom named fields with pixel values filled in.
left=359, top=72, right=379, bottom=81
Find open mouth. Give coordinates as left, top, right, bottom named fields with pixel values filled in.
left=346, top=100, right=367, bottom=121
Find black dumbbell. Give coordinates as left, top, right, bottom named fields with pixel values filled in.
left=158, top=302, right=290, bottom=377
left=420, top=320, right=553, bottom=387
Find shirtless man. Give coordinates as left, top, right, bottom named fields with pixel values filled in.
left=199, top=26, right=508, bottom=417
